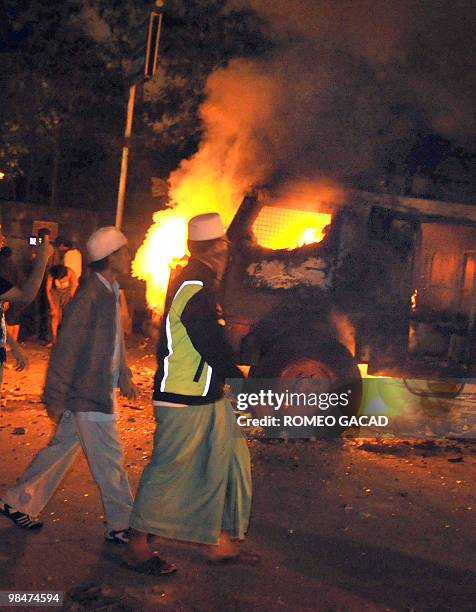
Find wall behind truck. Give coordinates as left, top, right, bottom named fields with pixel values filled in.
left=416, top=222, right=476, bottom=316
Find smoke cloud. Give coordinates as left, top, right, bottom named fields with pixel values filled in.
left=169, top=0, right=475, bottom=215
left=244, top=0, right=476, bottom=142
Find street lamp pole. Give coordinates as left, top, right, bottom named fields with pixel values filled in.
left=115, top=83, right=137, bottom=230
left=115, top=1, right=164, bottom=230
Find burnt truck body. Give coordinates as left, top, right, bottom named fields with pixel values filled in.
left=222, top=190, right=476, bottom=403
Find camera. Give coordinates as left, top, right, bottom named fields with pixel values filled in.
left=29, top=236, right=44, bottom=246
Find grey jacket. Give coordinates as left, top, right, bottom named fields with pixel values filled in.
left=43, top=273, right=130, bottom=414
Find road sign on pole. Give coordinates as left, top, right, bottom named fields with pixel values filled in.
left=128, top=1, right=164, bottom=85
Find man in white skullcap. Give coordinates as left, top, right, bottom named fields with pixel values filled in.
left=125, top=213, right=254, bottom=576
left=1, top=227, right=136, bottom=541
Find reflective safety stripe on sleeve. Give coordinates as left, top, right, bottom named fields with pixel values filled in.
left=202, top=364, right=213, bottom=396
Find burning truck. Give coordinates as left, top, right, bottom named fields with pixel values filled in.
left=222, top=189, right=476, bottom=410
left=134, top=187, right=476, bottom=422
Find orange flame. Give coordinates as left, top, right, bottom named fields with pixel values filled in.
left=131, top=211, right=187, bottom=313
left=132, top=176, right=341, bottom=312
left=298, top=228, right=319, bottom=246
left=132, top=206, right=331, bottom=312
left=132, top=162, right=243, bottom=312
left=252, top=206, right=331, bottom=250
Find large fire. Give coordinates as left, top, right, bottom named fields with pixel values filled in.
left=252, top=206, right=331, bottom=250
left=132, top=163, right=340, bottom=313
left=131, top=211, right=187, bottom=312
left=132, top=200, right=329, bottom=313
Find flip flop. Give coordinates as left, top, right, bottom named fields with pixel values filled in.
left=104, top=528, right=131, bottom=544
left=122, top=556, right=177, bottom=576
left=207, top=552, right=261, bottom=566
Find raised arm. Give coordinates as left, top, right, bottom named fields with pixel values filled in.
left=1, top=238, right=53, bottom=304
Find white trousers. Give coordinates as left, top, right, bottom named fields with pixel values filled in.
left=4, top=411, right=133, bottom=531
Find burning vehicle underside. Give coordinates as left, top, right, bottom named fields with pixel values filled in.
left=221, top=189, right=476, bottom=399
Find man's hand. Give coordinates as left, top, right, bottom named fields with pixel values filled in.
left=119, top=376, right=138, bottom=401
left=11, top=346, right=28, bottom=371
left=7, top=336, right=29, bottom=371
left=37, top=235, right=54, bottom=261
left=118, top=366, right=138, bottom=401
left=46, top=403, right=64, bottom=423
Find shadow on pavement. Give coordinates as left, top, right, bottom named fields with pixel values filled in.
left=0, top=523, right=31, bottom=590
left=258, top=518, right=476, bottom=611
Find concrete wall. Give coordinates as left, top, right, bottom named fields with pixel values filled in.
left=0, top=200, right=99, bottom=269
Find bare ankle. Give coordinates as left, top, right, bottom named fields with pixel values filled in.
left=208, top=532, right=239, bottom=559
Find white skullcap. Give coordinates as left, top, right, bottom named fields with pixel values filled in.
left=188, top=213, right=225, bottom=241
left=86, top=226, right=128, bottom=262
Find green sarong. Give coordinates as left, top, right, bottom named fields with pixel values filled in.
left=130, top=399, right=252, bottom=545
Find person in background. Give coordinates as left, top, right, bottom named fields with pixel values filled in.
left=0, top=227, right=137, bottom=538
left=28, top=227, right=55, bottom=343
left=63, top=241, right=83, bottom=283
left=53, top=235, right=69, bottom=265
left=45, top=264, right=78, bottom=345
left=17, top=249, right=40, bottom=340
left=0, top=225, right=53, bottom=386
left=54, top=237, right=82, bottom=284
left=125, top=213, right=253, bottom=576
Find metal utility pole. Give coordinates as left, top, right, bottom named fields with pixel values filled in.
left=115, top=1, right=164, bottom=229
left=115, top=84, right=137, bottom=229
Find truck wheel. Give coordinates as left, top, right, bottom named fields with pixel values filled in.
left=250, top=339, right=362, bottom=438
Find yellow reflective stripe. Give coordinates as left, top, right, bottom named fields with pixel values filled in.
left=160, top=280, right=204, bottom=392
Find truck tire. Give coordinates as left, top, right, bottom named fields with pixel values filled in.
left=249, top=338, right=362, bottom=438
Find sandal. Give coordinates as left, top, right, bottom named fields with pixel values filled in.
left=122, top=556, right=178, bottom=576
left=104, top=528, right=131, bottom=544
left=207, top=551, right=261, bottom=566
left=0, top=502, right=43, bottom=530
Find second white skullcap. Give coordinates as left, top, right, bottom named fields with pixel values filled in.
left=188, top=213, right=225, bottom=241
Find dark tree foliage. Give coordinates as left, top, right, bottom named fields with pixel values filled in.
left=0, top=0, right=270, bottom=213
left=0, top=0, right=126, bottom=208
